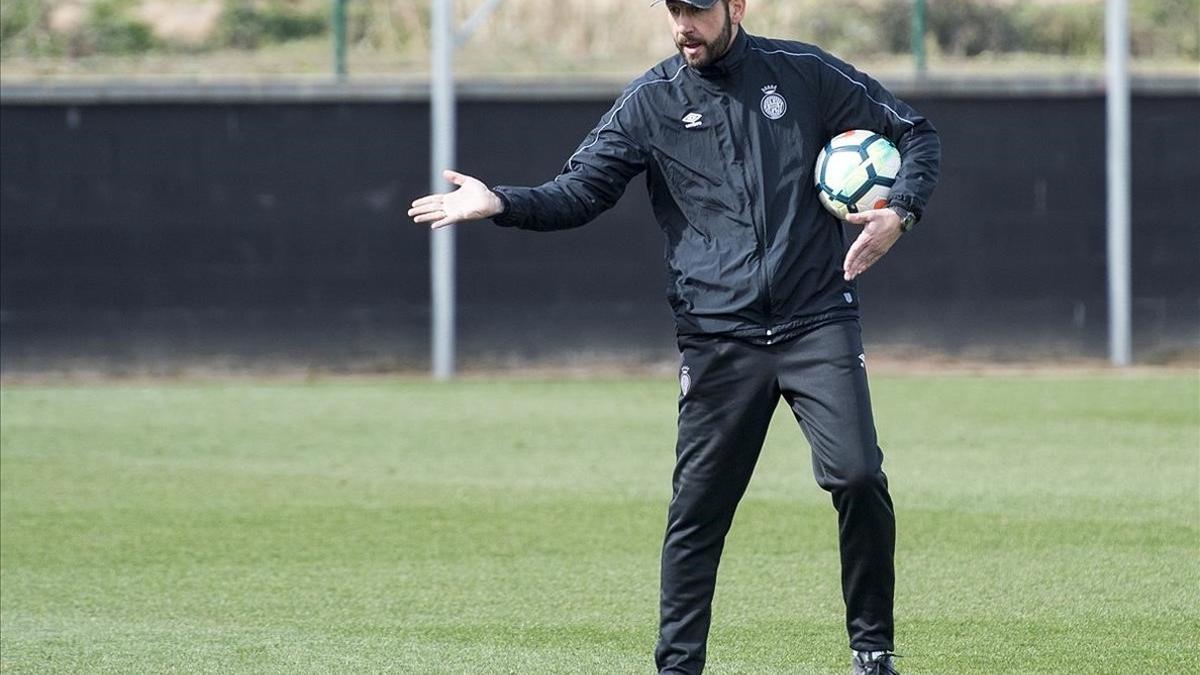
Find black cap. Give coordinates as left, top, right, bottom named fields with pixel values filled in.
left=651, top=0, right=720, bottom=9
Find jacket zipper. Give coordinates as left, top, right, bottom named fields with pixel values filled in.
left=735, top=95, right=775, bottom=340
left=720, top=76, right=776, bottom=342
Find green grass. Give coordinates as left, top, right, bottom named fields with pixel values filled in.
left=1, top=373, right=1197, bottom=673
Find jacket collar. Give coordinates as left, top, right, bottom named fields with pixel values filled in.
left=692, top=27, right=749, bottom=79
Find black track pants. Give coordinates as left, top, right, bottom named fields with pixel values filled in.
left=654, top=320, right=895, bottom=675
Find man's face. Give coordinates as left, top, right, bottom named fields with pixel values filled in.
left=666, top=0, right=741, bottom=68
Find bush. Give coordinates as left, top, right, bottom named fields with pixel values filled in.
left=867, top=0, right=916, bottom=55
left=217, top=0, right=327, bottom=50
left=1, top=0, right=61, bottom=56
left=1, top=0, right=37, bottom=47
left=1, top=0, right=1195, bottom=68
left=927, top=0, right=1023, bottom=57
left=870, top=0, right=1196, bottom=61
left=1017, top=3, right=1103, bottom=57
left=347, top=0, right=418, bottom=52
left=1131, top=0, right=1199, bottom=60
left=70, top=0, right=159, bottom=56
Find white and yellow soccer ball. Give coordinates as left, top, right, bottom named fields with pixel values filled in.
left=814, top=129, right=902, bottom=221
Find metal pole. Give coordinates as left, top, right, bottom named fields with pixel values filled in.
left=1106, top=0, right=1131, bottom=366
left=332, top=0, right=347, bottom=79
left=911, top=0, right=926, bottom=76
left=431, top=0, right=456, bottom=379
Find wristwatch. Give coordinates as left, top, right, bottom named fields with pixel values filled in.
left=889, top=204, right=918, bottom=233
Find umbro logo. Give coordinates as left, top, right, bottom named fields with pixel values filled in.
left=682, top=112, right=703, bottom=129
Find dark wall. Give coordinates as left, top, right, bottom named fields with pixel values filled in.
left=2, top=92, right=1197, bottom=372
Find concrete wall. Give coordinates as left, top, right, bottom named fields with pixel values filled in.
left=1, top=78, right=1197, bottom=372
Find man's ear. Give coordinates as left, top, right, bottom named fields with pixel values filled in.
left=729, top=0, right=746, bottom=25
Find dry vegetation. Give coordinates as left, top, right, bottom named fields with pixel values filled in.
left=1, top=0, right=1197, bottom=79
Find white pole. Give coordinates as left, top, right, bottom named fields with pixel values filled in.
left=431, top=0, right=456, bottom=379
left=1106, top=0, right=1132, bottom=366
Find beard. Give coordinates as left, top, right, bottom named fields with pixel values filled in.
left=676, top=2, right=733, bottom=68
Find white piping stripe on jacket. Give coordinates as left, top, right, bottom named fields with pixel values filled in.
left=562, top=63, right=689, bottom=175
left=750, top=46, right=917, bottom=128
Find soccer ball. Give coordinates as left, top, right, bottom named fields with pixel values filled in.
left=814, top=130, right=901, bottom=221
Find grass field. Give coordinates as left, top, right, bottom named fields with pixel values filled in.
left=1, top=373, right=1197, bottom=673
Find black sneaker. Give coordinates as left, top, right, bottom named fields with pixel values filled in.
left=851, top=650, right=900, bottom=675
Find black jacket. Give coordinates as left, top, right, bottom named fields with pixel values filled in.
left=493, top=30, right=940, bottom=342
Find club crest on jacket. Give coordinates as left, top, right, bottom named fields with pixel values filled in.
left=760, top=85, right=787, bottom=120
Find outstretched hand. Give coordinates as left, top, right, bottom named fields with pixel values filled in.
left=408, top=170, right=504, bottom=229
left=842, top=208, right=904, bottom=281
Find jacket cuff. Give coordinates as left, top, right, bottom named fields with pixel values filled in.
left=491, top=186, right=521, bottom=228
left=886, top=195, right=923, bottom=222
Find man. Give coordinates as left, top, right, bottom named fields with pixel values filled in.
left=409, top=0, right=939, bottom=672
